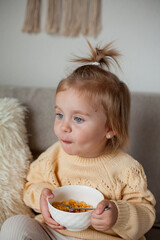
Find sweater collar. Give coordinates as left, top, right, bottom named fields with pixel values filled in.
left=59, top=143, right=121, bottom=165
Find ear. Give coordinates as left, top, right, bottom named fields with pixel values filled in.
left=106, top=130, right=116, bottom=139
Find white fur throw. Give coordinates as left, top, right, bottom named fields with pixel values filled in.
left=0, top=98, right=34, bottom=229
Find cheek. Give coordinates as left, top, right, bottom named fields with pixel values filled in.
left=80, top=126, right=106, bottom=144
left=74, top=126, right=96, bottom=143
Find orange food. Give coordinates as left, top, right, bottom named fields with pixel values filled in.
left=52, top=199, right=92, bottom=212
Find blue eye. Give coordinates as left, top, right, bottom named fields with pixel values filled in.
left=56, top=113, right=63, bottom=119
left=74, top=117, right=84, bottom=123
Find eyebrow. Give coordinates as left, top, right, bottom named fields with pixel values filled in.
left=72, top=110, right=90, bottom=116
left=54, top=105, right=90, bottom=116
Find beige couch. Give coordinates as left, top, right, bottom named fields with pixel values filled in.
left=0, top=85, right=160, bottom=239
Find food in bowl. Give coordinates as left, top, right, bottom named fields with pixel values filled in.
left=47, top=185, right=104, bottom=231
left=52, top=199, right=93, bottom=212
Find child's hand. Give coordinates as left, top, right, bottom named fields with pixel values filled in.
left=91, top=199, right=118, bottom=231
left=40, top=188, right=65, bottom=230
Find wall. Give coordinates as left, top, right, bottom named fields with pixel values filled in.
left=0, top=0, right=160, bottom=93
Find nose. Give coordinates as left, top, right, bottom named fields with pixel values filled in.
left=61, top=121, right=72, bottom=133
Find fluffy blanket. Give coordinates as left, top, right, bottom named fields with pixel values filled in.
left=0, top=98, right=34, bottom=229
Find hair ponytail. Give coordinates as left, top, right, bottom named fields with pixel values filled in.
left=72, top=40, right=121, bottom=70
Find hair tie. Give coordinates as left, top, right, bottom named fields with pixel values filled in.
left=91, top=62, right=100, bottom=66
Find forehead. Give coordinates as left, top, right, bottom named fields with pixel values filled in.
left=55, top=89, right=102, bottom=113
left=56, top=89, right=91, bottom=107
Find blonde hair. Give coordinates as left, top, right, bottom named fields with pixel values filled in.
left=56, top=41, right=130, bottom=152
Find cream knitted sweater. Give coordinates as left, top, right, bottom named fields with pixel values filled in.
left=23, top=142, right=155, bottom=240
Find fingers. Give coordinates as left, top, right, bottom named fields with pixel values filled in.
left=91, top=200, right=118, bottom=231
left=91, top=215, right=109, bottom=231
left=94, top=199, right=110, bottom=215
left=41, top=188, right=54, bottom=199
left=91, top=199, right=110, bottom=226
left=40, top=188, right=66, bottom=230
left=40, top=188, right=54, bottom=220
left=47, top=222, right=66, bottom=230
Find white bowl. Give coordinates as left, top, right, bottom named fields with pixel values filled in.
left=47, top=185, right=104, bottom=231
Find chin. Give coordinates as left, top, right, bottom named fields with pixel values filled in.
left=61, top=143, right=76, bottom=155
left=64, top=148, right=77, bottom=156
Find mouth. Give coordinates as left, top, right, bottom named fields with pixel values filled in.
left=61, top=139, right=72, bottom=144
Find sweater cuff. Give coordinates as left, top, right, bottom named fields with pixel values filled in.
left=111, top=200, right=130, bottom=231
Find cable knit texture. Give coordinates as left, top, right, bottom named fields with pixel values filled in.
left=23, top=142, right=156, bottom=240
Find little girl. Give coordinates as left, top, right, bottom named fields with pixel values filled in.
left=1, top=41, right=155, bottom=240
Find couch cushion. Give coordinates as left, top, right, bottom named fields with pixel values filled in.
left=128, top=93, right=160, bottom=223
left=0, top=86, right=57, bottom=152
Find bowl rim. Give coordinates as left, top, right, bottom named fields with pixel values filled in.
left=47, top=185, right=104, bottom=215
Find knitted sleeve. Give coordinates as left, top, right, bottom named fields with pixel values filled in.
left=23, top=143, right=60, bottom=212
left=112, top=162, right=156, bottom=240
